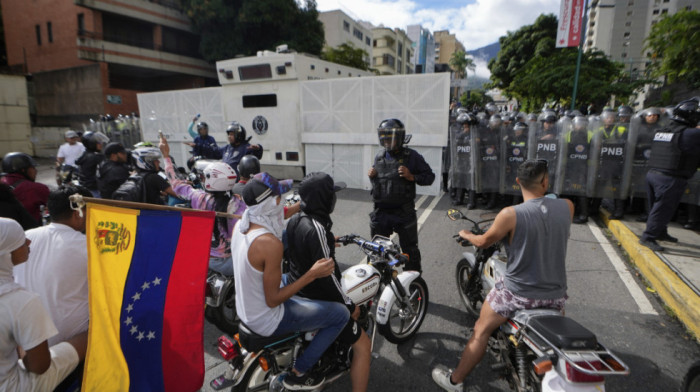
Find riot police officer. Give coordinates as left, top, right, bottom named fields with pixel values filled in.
left=560, top=116, right=594, bottom=223
left=640, top=98, right=700, bottom=252
left=502, top=121, right=530, bottom=205
left=368, top=119, right=435, bottom=272
left=478, top=114, right=502, bottom=209
left=450, top=113, right=478, bottom=208
left=591, top=108, right=629, bottom=219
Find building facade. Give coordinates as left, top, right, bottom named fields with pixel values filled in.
left=1, top=0, right=217, bottom=128
left=371, top=27, right=414, bottom=75
left=434, top=30, right=465, bottom=65
left=318, top=10, right=374, bottom=66
left=407, top=25, right=435, bottom=74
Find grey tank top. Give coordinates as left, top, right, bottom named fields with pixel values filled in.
left=504, top=197, right=570, bottom=299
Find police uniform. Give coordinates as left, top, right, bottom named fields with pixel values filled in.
left=593, top=123, right=628, bottom=218
left=641, top=121, right=700, bottom=247
left=370, top=147, right=435, bottom=272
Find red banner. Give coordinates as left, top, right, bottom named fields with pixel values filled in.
left=556, top=0, right=585, bottom=48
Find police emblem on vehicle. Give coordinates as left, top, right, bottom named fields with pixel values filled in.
left=252, top=116, right=268, bottom=135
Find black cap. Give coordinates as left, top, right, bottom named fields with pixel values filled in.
left=103, top=142, right=126, bottom=157
left=242, top=172, right=293, bottom=206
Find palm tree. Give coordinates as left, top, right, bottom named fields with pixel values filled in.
left=449, top=50, right=476, bottom=79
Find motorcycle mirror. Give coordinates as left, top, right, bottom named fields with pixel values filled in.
left=447, top=209, right=464, bottom=221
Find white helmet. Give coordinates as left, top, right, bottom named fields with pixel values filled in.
left=203, top=162, right=237, bottom=192
left=132, top=147, right=162, bottom=171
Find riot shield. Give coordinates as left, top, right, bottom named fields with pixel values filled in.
left=588, top=120, right=636, bottom=199
left=554, top=118, right=595, bottom=196
left=681, top=170, right=700, bottom=206
left=500, top=122, right=532, bottom=195
left=629, top=113, right=668, bottom=198
left=476, top=122, right=501, bottom=193
left=531, top=117, right=569, bottom=193
left=449, top=122, right=477, bottom=191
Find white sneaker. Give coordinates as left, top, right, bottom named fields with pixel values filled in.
left=432, top=366, right=463, bottom=392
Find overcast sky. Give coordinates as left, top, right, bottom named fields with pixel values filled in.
left=315, top=0, right=561, bottom=77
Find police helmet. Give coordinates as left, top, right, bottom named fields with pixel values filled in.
left=542, top=113, right=557, bottom=123
left=573, top=115, right=589, bottom=130
left=527, top=113, right=538, bottom=122
left=488, top=114, right=502, bottom=128
left=377, top=118, right=406, bottom=151
left=601, top=109, right=616, bottom=122
left=617, top=105, right=633, bottom=121
left=238, top=155, right=261, bottom=179
left=485, top=103, right=498, bottom=115
left=132, top=147, right=162, bottom=172
left=81, top=131, right=110, bottom=152
left=226, top=122, right=248, bottom=144
left=513, top=122, right=528, bottom=133
left=196, top=122, right=209, bottom=133
left=456, top=113, right=478, bottom=126
left=672, top=98, right=700, bottom=126
left=2, top=152, right=36, bottom=175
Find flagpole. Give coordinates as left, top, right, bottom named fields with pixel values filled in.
left=69, top=195, right=242, bottom=219
left=571, top=0, right=589, bottom=110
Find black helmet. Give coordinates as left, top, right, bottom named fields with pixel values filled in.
left=377, top=118, right=406, bottom=151
left=542, top=113, right=557, bottom=123
left=456, top=113, right=478, bottom=126
left=2, top=152, right=36, bottom=175
left=672, top=98, right=700, bottom=126
left=196, top=122, right=209, bottom=133
left=81, top=131, right=110, bottom=152
left=238, top=155, right=261, bottom=179
left=617, top=105, right=633, bottom=122
left=226, top=122, right=248, bottom=144
left=513, top=122, right=528, bottom=133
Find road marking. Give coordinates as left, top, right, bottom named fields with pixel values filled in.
left=587, top=221, right=657, bottom=315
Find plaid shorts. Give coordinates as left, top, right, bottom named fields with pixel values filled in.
left=486, top=279, right=567, bottom=318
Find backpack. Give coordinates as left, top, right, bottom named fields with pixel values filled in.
left=112, top=175, right=146, bottom=202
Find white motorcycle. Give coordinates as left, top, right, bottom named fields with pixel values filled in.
left=448, top=209, right=629, bottom=392
left=210, top=234, right=428, bottom=391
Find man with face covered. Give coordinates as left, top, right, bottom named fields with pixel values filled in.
left=368, top=119, right=435, bottom=272
left=286, top=172, right=371, bottom=392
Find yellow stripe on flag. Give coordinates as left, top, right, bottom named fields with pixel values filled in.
left=83, top=203, right=139, bottom=390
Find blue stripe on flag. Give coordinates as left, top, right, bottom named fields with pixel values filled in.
left=120, top=210, right=182, bottom=391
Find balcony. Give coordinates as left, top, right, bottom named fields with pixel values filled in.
left=75, top=0, right=192, bottom=32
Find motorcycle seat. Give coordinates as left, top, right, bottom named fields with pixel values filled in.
left=527, top=315, right=597, bottom=350
left=238, top=322, right=298, bottom=352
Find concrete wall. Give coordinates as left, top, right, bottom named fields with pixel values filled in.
left=33, top=64, right=104, bottom=123
left=0, top=74, right=33, bottom=156
left=31, top=127, right=70, bottom=158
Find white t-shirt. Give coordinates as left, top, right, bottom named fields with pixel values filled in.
left=56, top=143, right=86, bottom=167
left=14, top=223, right=89, bottom=346
left=0, top=289, right=58, bottom=392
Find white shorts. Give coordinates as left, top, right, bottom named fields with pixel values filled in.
left=23, top=342, right=80, bottom=392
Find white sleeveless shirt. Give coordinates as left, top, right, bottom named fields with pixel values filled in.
left=231, top=223, right=284, bottom=336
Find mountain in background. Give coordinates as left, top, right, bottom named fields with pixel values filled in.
left=467, top=42, right=500, bottom=64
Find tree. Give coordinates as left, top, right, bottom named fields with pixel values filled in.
left=449, top=50, right=475, bottom=79
left=180, top=0, right=325, bottom=62
left=645, top=10, right=700, bottom=90
left=460, top=89, right=492, bottom=109
left=321, top=43, right=369, bottom=70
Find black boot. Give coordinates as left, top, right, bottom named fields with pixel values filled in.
left=442, top=173, right=449, bottom=193
left=485, top=193, right=497, bottom=209
left=610, top=199, right=625, bottom=220
left=466, top=190, right=476, bottom=210
left=573, top=196, right=588, bottom=224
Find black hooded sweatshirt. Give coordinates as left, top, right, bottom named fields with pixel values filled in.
left=286, top=173, right=355, bottom=313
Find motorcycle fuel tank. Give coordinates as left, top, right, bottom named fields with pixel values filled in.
left=341, top=264, right=381, bottom=305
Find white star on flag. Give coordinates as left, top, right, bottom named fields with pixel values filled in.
left=147, top=331, right=156, bottom=340
left=130, top=325, right=138, bottom=335
left=124, top=316, right=133, bottom=325
left=137, top=332, right=145, bottom=341
left=153, top=277, right=162, bottom=286
left=132, top=292, right=141, bottom=301
left=126, top=304, right=133, bottom=313
left=141, top=282, right=150, bottom=290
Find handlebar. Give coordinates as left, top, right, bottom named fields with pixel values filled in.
left=338, top=234, right=408, bottom=266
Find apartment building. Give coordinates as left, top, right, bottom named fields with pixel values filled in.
left=407, top=24, right=435, bottom=74
left=318, top=10, right=373, bottom=66
left=371, top=27, right=414, bottom=75
left=434, top=30, right=465, bottom=65
left=1, top=0, right=217, bottom=127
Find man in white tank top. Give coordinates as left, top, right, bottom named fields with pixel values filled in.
left=432, top=160, right=574, bottom=392
left=233, top=173, right=350, bottom=391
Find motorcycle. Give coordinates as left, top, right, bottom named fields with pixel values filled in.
left=448, top=208, right=629, bottom=391
left=204, top=190, right=302, bottom=336
left=210, top=234, right=429, bottom=391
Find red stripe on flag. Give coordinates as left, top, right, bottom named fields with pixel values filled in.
left=161, top=211, right=215, bottom=392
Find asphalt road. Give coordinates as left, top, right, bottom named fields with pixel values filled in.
left=31, top=161, right=699, bottom=391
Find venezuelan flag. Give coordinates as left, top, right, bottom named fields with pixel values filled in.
left=83, top=204, right=215, bottom=391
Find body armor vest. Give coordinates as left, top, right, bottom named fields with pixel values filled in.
left=649, top=123, right=697, bottom=177
left=373, top=149, right=416, bottom=206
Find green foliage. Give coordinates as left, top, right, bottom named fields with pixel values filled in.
left=449, top=50, right=476, bottom=79
left=179, top=0, right=324, bottom=62
left=487, top=13, right=648, bottom=112
left=460, top=89, right=492, bottom=108
left=321, top=43, right=369, bottom=71
left=644, top=10, right=700, bottom=90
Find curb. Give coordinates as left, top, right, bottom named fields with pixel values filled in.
left=600, top=210, right=700, bottom=339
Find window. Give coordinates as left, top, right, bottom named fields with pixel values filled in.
left=78, top=13, right=85, bottom=34
left=627, top=10, right=633, bottom=16
left=661, top=9, right=668, bottom=14
left=662, top=0, right=670, bottom=2
left=397, top=59, right=402, bottom=72
left=623, top=32, right=630, bottom=37
left=242, top=94, right=277, bottom=108
left=238, top=64, right=272, bottom=80
left=47, top=22, right=53, bottom=43
left=653, top=9, right=660, bottom=14
left=343, top=20, right=350, bottom=32
left=625, top=21, right=631, bottom=27
left=621, top=52, right=627, bottom=58
left=398, top=42, right=403, bottom=57
left=365, top=37, right=370, bottom=46
left=310, top=64, right=315, bottom=70
left=35, top=25, right=41, bottom=45
left=382, top=54, right=395, bottom=67
left=353, top=28, right=363, bottom=40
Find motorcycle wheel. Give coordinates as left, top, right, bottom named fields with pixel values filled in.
left=682, top=360, right=700, bottom=392
left=456, top=258, right=482, bottom=317
left=378, top=276, right=429, bottom=344
left=233, top=348, right=293, bottom=392
left=204, top=282, right=239, bottom=335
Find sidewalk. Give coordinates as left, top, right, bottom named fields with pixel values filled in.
left=599, top=209, right=700, bottom=339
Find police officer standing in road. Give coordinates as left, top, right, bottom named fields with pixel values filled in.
left=640, top=98, right=700, bottom=252
left=199, top=121, right=263, bottom=179
left=368, top=119, right=435, bottom=272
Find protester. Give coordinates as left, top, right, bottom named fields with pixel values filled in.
left=97, top=142, right=131, bottom=199
left=1, top=152, right=50, bottom=224
left=0, top=184, right=38, bottom=229
left=56, top=130, right=85, bottom=168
